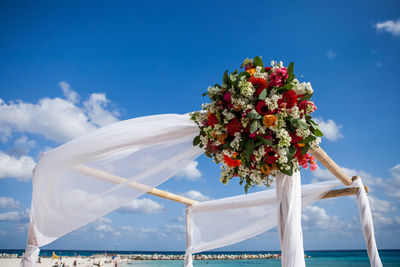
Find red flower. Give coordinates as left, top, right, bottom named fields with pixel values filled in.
left=264, top=147, right=278, bottom=164
left=277, top=90, right=298, bottom=109
left=289, top=132, right=302, bottom=144
left=226, top=118, right=242, bottom=136
left=207, top=112, right=219, bottom=127
left=298, top=101, right=317, bottom=113
left=249, top=76, right=268, bottom=96
left=269, top=67, right=288, bottom=87
left=265, top=67, right=272, bottom=73
left=255, top=101, right=269, bottom=115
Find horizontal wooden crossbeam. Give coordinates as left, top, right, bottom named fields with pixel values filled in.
left=72, top=163, right=367, bottom=206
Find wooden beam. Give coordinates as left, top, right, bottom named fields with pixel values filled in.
left=321, top=185, right=368, bottom=199
left=310, top=147, right=353, bottom=186
left=71, top=165, right=198, bottom=205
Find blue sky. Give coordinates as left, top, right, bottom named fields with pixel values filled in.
left=0, top=0, right=400, bottom=251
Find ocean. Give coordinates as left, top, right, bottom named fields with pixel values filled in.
left=2, top=249, right=400, bottom=266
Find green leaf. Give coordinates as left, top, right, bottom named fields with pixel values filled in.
left=247, top=109, right=261, bottom=119
left=250, top=121, right=258, bottom=133
left=287, top=62, right=294, bottom=77
left=287, top=145, right=296, bottom=161
left=222, top=70, right=229, bottom=88
left=301, top=135, right=316, bottom=144
left=312, top=128, right=324, bottom=137
left=253, top=56, right=263, bottom=68
left=287, top=62, right=294, bottom=82
left=245, top=139, right=255, bottom=160
left=256, top=135, right=273, bottom=146
left=258, top=89, right=267, bottom=100
left=301, top=144, right=310, bottom=155
left=277, top=162, right=294, bottom=176
left=193, top=135, right=201, bottom=146
left=276, top=83, right=293, bottom=92
left=290, top=118, right=308, bottom=129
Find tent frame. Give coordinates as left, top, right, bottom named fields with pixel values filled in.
left=72, top=147, right=366, bottom=205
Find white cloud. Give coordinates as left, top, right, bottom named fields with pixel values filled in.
left=314, top=118, right=343, bottom=141
left=302, top=205, right=345, bottom=233
left=0, top=82, right=119, bottom=143
left=376, top=19, right=400, bottom=37
left=121, top=226, right=133, bottom=232
left=7, top=136, right=36, bottom=157
left=327, top=50, right=337, bottom=59
left=118, top=198, right=164, bottom=214
left=0, top=209, right=30, bottom=222
left=176, top=161, right=202, bottom=181
left=379, top=164, right=400, bottom=198
left=60, top=81, right=79, bottom=104
left=0, top=151, right=36, bottom=180
left=370, top=198, right=396, bottom=213
left=181, top=190, right=211, bottom=202
left=0, top=197, right=20, bottom=209
left=83, top=93, right=119, bottom=128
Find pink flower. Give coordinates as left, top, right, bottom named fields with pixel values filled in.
left=223, top=92, right=231, bottom=103
left=269, top=68, right=288, bottom=87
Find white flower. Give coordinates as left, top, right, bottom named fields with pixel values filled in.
left=207, top=86, right=221, bottom=96
left=239, top=77, right=255, bottom=97
left=296, top=127, right=311, bottom=138
left=277, top=148, right=288, bottom=164
left=277, top=129, right=291, bottom=148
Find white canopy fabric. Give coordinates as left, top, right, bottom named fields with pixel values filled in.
left=184, top=177, right=341, bottom=267
left=184, top=177, right=383, bottom=267
left=21, top=114, right=202, bottom=266
left=20, top=113, right=382, bottom=267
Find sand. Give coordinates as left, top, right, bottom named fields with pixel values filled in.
left=0, top=256, right=127, bottom=267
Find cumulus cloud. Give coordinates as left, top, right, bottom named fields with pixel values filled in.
left=92, top=217, right=120, bottom=238
left=376, top=19, right=400, bottom=37
left=327, top=50, right=337, bottom=59
left=370, top=198, right=396, bottom=213
left=176, top=161, right=202, bottom=180
left=0, top=151, right=36, bottom=180
left=379, top=164, right=400, bottom=198
left=302, top=205, right=345, bottom=233
left=0, top=209, right=30, bottom=222
left=0, top=81, right=119, bottom=143
left=60, top=81, right=79, bottom=104
left=314, top=118, right=343, bottom=141
left=7, top=136, right=36, bottom=157
left=0, top=197, right=20, bottom=209
left=118, top=198, right=164, bottom=214
left=181, top=190, right=211, bottom=202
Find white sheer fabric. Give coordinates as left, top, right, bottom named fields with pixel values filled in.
left=276, top=172, right=305, bottom=267
left=21, top=114, right=202, bottom=267
left=352, top=178, right=383, bottom=267
left=184, top=179, right=342, bottom=267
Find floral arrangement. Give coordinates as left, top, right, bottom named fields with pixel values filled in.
left=190, top=57, right=324, bottom=191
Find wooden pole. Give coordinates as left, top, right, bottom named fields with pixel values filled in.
left=72, top=165, right=198, bottom=205
left=71, top=165, right=366, bottom=205
left=321, top=185, right=368, bottom=199
left=309, top=147, right=353, bottom=186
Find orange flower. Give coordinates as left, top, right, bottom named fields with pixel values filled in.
left=216, top=133, right=228, bottom=144
left=263, top=115, right=277, bottom=127
left=297, top=143, right=305, bottom=147
left=246, top=68, right=256, bottom=76
left=261, top=164, right=271, bottom=175
left=224, top=154, right=241, bottom=167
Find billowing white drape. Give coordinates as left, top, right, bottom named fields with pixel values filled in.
left=353, top=178, right=383, bottom=267
left=276, top=172, right=305, bottom=267
left=184, top=177, right=383, bottom=267
left=21, top=114, right=202, bottom=267
left=184, top=178, right=342, bottom=266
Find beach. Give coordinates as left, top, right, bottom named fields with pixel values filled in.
left=1, top=250, right=400, bottom=266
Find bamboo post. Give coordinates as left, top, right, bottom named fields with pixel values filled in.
left=309, top=147, right=353, bottom=186
left=71, top=164, right=198, bottom=205
left=321, top=185, right=368, bottom=199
